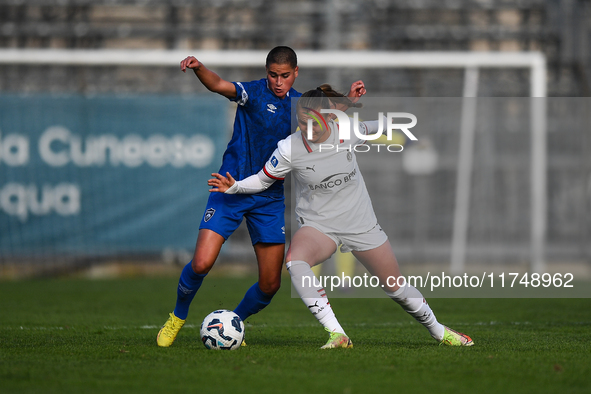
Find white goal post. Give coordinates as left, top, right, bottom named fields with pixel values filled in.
left=0, top=49, right=547, bottom=273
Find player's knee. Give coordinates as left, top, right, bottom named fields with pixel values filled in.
left=191, top=257, right=214, bottom=275
left=259, top=278, right=281, bottom=296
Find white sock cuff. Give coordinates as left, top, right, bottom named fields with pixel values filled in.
left=286, top=260, right=310, bottom=273
left=387, top=283, right=425, bottom=313
left=385, top=283, right=407, bottom=299
left=287, top=260, right=325, bottom=298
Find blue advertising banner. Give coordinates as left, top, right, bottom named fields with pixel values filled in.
left=0, top=94, right=228, bottom=257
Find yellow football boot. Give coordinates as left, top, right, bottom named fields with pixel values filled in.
left=320, top=327, right=353, bottom=349
left=157, top=312, right=185, bottom=347
left=439, top=326, right=474, bottom=346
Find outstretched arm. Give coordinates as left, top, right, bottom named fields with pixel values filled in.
left=209, top=142, right=291, bottom=194
left=180, top=56, right=237, bottom=99
left=208, top=171, right=276, bottom=194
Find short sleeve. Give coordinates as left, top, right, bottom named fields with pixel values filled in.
left=230, top=81, right=249, bottom=106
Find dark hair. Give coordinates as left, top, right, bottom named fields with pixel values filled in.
left=266, top=46, right=298, bottom=69
left=296, top=88, right=331, bottom=113
left=318, top=83, right=363, bottom=108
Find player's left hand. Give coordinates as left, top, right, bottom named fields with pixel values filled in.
left=208, top=172, right=235, bottom=193
left=346, top=80, right=366, bottom=103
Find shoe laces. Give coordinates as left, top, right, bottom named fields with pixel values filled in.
left=325, top=327, right=346, bottom=343
left=162, top=313, right=181, bottom=337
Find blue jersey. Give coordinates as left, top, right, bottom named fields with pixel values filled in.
left=219, top=78, right=301, bottom=198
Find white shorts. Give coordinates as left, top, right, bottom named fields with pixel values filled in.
left=302, top=223, right=388, bottom=253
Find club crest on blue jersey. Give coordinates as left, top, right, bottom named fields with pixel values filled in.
left=270, top=156, right=279, bottom=167
left=204, top=208, right=216, bottom=222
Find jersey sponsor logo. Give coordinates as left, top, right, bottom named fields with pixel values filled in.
left=305, top=165, right=316, bottom=172
left=204, top=207, right=216, bottom=222
left=308, top=169, right=357, bottom=191
left=321, top=173, right=348, bottom=183
left=267, top=103, right=277, bottom=113
left=270, top=155, right=279, bottom=167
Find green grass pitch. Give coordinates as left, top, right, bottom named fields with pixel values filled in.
left=1, top=274, right=590, bottom=394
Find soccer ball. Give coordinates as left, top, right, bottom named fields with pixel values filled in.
left=200, top=309, right=244, bottom=350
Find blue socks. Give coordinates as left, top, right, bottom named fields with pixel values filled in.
left=173, top=261, right=206, bottom=320
left=172, top=263, right=273, bottom=322
left=234, top=282, right=274, bottom=322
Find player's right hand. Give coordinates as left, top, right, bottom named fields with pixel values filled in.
left=208, top=172, right=235, bottom=193
left=346, top=80, right=366, bottom=103
left=180, top=56, right=201, bottom=72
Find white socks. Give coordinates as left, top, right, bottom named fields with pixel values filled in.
left=287, top=260, right=445, bottom=341
left=286, top=260, right=346, bottom=335
left=386, top=283, right=445, bottom=341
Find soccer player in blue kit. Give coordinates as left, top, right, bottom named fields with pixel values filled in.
left=157, top=46, right=366, bottom=347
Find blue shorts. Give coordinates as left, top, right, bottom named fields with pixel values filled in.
left=199, top=192, right=286, bottom=245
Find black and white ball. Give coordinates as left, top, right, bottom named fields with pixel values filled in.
left=200, top=310, right=244, bottom=350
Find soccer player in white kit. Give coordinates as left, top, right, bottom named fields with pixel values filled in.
left=208, top=88, right=474, bottom=349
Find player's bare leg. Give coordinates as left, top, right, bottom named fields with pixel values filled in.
left=286, top=227, right=352, bottom=348
left=351, top=241, right=402, bottom=292
left=191, top=229, right=226, bottom=274
left=288, top=226, right=337, bottom=266
left=233, top=242, right=284, bottom=347
left=253, top=242, right=285, bottom=295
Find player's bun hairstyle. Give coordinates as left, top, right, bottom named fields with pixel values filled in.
left=318, top=84, right=363, bottom=109
left=296, top=88, right=331, bottom=113
left=266, top=46, right=297, bottom=69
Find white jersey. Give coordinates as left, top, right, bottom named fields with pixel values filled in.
left=263, top=120, right=379, bottom=234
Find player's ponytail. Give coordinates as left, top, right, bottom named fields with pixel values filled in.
left=318, top=84, right=363, bottom=109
